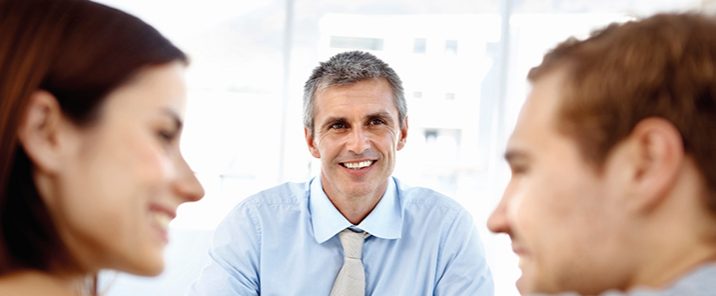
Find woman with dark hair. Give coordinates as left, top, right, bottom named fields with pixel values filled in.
left=0, top=0, right=204, bottom=294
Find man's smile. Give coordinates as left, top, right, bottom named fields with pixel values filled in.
left=340, top=160, right=376, bottom=169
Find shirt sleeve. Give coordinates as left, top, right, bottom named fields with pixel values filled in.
left=434, top=209, right=494, bottom=296
left=187, top=203, right=262, bottom=296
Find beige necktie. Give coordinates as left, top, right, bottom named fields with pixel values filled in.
left=330, top=229, right=369, bottom=296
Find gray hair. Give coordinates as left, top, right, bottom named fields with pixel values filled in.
left=303, top=51, right=406, bottom=134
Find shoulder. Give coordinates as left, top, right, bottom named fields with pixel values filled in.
left=217, top=181, right=309, bottom=226
left=211, top=181, right=311, bottom=243
left=396, top=178, right=465, bottom=214
left=240, top=181, right=308, bottom=207
left=0, top=271, right=75, bottom=296
left=601, top=264, right=716, bottom=296
left=662, top=263, right=716, bottom=296
left=394, top=178, right=473, bottom=230
left=0, top=279, right=17, bottom=296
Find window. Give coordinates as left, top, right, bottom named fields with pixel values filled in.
left=424, top=129, right=438, bottom=142
left=330, top=36, right=384, bottom=50
left=413, top=38, right=426, bottom=53
left=445, top=39, right=458, bottom=54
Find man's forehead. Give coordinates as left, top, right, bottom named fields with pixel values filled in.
left=521, top=70, right=569, bottom=127
left=505, top=70, right=571, bottom=157
left=314, top=83, right=397, bottom=114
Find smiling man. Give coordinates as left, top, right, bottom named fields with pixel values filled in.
left=190, top=51, right=493, bottom=295
left=488, top=13, right=716, bottom=296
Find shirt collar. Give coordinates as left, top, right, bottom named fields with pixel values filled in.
left=309, top=176, right=403, bottom=244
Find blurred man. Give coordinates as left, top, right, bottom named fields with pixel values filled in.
left=488, top=13, right=716, bottom=295
left=190, top=51, right=493, bottom=295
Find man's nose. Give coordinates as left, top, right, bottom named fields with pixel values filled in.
left=346, top=128, right=370, bottom=154
left=487, top=195, right=510, bottom=234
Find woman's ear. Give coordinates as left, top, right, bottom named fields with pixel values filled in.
left=17, top=90, right=69, bottom=174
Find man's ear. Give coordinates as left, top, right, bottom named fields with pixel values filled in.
left=397, top=116, right=408, bottom=151
left=17, top=90, right=70, bottom=174
left=621, top=117, right=683, bottom=212
left=304, top=127, right=320, bottom=158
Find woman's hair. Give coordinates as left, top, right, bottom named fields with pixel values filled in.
left=0, top=0, right=187, bottom=275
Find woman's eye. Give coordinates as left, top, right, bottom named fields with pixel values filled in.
left=510, top=165, right=529, bottom=176
left=157, top=130, right=177, bottom=143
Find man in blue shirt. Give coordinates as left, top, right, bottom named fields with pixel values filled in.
left=189, top=51, right=493, bottom=295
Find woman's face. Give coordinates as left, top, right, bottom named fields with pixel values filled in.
left=43, top=62, right=204, bottom=276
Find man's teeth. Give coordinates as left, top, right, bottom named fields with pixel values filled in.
left=153, top=212, right=172, bottom=230
left=343, top=160, right=372, bottom=169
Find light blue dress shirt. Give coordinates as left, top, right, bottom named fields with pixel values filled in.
left=188, top=177, right=493, bottom=295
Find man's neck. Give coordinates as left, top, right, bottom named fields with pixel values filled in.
left=321, top=177, right=389, bottom=225
left=627, top=173, right=716, bottom=291
left=630, top=241, right=716, bottom=290
left=332, top=196, right=381, bottom=225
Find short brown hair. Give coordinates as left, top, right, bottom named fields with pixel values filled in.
left=529, top=13, right=716, bottom=210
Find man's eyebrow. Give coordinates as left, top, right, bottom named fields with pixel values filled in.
left=162, top=108, right=183, bottom=130
left=319, top=112, right=393, bottom=128
left=365, top=112, right=398, bottom=125
left=318, top=116, right=347, bottom=129
left=322, top=116, right=346, bottom=124
left=366, top=111, right=392, bottom=118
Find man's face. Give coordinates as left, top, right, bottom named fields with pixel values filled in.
left=305, top=78, right=407, bottom=202
left=488, top=70, right=634, bottom=294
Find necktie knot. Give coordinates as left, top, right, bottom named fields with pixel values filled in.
left=339, top=229, right=368, bottom=259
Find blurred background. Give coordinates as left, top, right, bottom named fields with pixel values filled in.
left=95, top=0, right=714, bottom=295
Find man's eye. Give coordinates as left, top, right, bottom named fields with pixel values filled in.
left=369, top=118, right=385, bottom=126
left=330, top=122, right=347, bottom=129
